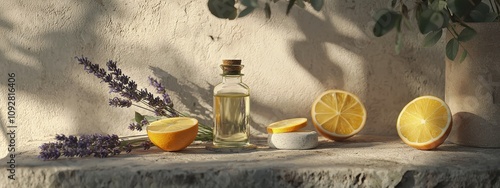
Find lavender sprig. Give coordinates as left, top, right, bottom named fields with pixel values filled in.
left=76, top=56, right=180, bottom=122
left=109, top=97, right=132, bottom=108
left=38, top=134, right=151, bottom=160
left=128, top=119, right=149, bottom=131
left=148, top=77, right=173, bottom=108
left=75, top=56, right=213, bottom=141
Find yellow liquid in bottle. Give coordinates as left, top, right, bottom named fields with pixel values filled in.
left=213, top=93, right=250, bottom=147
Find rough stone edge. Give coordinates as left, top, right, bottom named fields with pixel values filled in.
left=2, top=166, right=499, bottom=187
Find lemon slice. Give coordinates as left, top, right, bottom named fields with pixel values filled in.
left=311, top=90, right=366, bottom=141
left=147, top=117, right=198, bottom=151
left=267, top=118, right=307, bottom=134
left=397, top=96, right=452, bottom=150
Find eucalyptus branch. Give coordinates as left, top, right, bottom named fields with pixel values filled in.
left=374, top=0, right=496, bottom=61
left=446, top=27, right=476, bottom=63
left=446, top=25, right=460, bottom=38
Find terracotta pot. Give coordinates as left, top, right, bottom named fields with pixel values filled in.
left=445, top=22, right=500, bottom=148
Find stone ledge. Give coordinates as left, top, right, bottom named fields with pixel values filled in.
left=2, top=136, right=500, bottom=187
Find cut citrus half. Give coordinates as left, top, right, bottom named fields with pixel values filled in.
left=146, top=117, right=198, bottom=151
left=397, top=96, right=452, bottom=150
left=311, top=90, right=367, bottom=141
left=267, top=118, right=307, bottom=134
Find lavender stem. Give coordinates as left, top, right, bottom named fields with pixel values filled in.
left=132, top=104, right=156, bottom=114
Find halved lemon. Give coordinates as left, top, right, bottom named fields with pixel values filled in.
left=267, top=118, right=308, bottom=134
left=147, top=117, right=198, bottom=151
left=397, top=96, right=452, bottom=150
left=311, top=90, right=367, bottom=141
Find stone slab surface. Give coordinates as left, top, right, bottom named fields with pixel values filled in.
left=1, top=135, right=500, bottom=188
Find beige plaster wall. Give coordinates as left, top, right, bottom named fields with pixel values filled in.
left=0, top=0, right=445, bottom=157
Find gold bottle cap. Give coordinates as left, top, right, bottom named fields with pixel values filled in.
left=221, top=59, right=244, bottom=75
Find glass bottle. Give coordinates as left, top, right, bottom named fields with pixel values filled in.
left=213, top=59, right=250, bottom=148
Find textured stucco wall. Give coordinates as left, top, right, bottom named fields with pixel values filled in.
left=0, top=0, right=444, bottom=157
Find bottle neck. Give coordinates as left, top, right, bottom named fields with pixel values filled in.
left=222, top=75, right=243, bottom=84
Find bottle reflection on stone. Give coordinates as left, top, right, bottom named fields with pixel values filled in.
left=213, top=60, right=250, bottom=147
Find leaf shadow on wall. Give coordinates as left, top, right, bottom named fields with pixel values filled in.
left=150, top=66, right=214, bottom=127
left=0, top=18, right=14, bottom=152
left=0, top=0, right=132, bottom=140
left=288, top=1, right=445, bottom=136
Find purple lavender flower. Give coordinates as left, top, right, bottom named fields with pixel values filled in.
left=113, top=148, right=121, bottom=155
left=76, top=56, right=107, bottom=79
left=124, top=143, right=133, bottom=153
left=55, top=134, right=66, bottom=141
left=148, top=77, right=174, bottom=108
left=108, top=80, right=124, bottom=93
left=128, top=123, right=137, bottom=131
left=38, top=134, right=147, bottom=160
left=38, top=142, right=63, bottom=160
left=163, top=93, right=173, bottom=107
left=103, top=74, right=113, bottom=83
left=75, top=56, right=187, bottom=131
left=140, top=119, right=149, bottom=126
left=141, top=141, right=152, bottom=150
left=117, top=75, right=130, bottom=85
left=109, top=97, right=132, bottom=108
left=148, top=77, right=166, bottom=94
left=127, top=80, right=138, bottom=91
left=106, top=60, right=118, bottom=71
left=135, top=124, right=143, bottom=131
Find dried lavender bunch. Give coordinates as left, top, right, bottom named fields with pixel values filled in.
left=75, top=56, right=213, bottom=141
left=38, top=134, right=151, bottom=160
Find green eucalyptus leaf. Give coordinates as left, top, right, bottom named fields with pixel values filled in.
left=296, top=0, right=305, bottom=8
left=431, top=0, right=447, bottom=11
left=485, top=12, right=499, bottom=22
left=415, top=3, right=423, bottom=22
left=446, top=38, right=459, bottom=61
left=469, top=10, right=486, bottom=22
left=135, top=111, right=145, bottom=123
left=469, top=3, right=497, bottom=22
left=238, top=7, right=255, bottom=18
left=418, top=9, right=443, bottom=34
left=391, top=0, right=397, bottom=8
left=286, top=0, right=297, bottom=15
left=458, top=27, right=477, bottom=42
left=373, top=9, right=402, bottom=37
left=430, top=12, right=445, bottom=27
left=423, top=30, right=443, bottom=47
left=310, top=0, right=324, bottom=11
left=241, top=0, right=258, bottom=8
left=459, top=49, right=468, bottom=63
left=143, top=115, right=168, bottom=123
left=208, top=0, right=237, bottom=20
left=447, top=0, right=480, bottom=18
left=475, top=2, right=490, bottom=13
left=265, top=2, right=271, bottom=19
left=438, top=1, right=448, bottom=10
